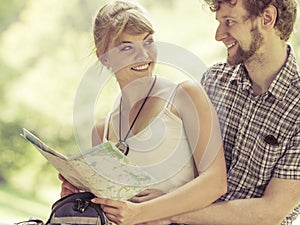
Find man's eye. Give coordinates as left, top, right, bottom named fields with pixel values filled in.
left=226, top=19, right=235, bottom=26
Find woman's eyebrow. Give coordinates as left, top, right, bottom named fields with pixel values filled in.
left=143, top=33, right=151, bottom=40
left=120, top=33, right=152, bottom=44
left=120, top=41, right=132, bottom=44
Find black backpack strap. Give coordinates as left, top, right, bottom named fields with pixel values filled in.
left=46, top=192, right=108, bottom=225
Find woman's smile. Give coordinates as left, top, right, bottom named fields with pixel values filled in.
left=131, top=62, right=151, bottom=72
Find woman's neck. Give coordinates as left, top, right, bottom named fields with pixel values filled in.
left=119, top=76, right=156, bottom=108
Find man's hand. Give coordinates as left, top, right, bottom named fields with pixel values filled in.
left=129, top=189, right=165, bottom=203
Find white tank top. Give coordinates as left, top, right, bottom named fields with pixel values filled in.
left=103, top=79, right=196, bottom=193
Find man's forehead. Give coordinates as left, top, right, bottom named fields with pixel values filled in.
left=216, top=0, right=245, bottom=10
left=215, top=0, right=247, bottom=19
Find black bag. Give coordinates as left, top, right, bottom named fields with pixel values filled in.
left=46, top=192, right=110, bottom=225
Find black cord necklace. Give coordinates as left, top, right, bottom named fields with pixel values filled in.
left=116, top=76, right=157, bottom=155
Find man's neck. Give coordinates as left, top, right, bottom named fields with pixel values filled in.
left=245, top=41, right=287, bottom=96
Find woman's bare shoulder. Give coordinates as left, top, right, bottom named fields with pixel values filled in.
left=177, top=80, right=210, bottom=107
left=92, top=118, right=106, bottom=146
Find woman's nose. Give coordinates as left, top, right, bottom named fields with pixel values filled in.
left=135, top=46, right=150, bottom=60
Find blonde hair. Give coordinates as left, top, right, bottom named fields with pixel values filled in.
left=93, top=0, right=154, bottom=55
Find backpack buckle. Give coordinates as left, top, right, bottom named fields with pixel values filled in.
left=73, top=198, right=90, bottom=213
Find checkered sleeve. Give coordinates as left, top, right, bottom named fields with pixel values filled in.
left=273, top=128, right=300, bottom=180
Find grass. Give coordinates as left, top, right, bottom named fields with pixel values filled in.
left=0, top=183, right=60, bottom=224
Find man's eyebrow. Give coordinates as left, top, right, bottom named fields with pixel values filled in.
left=216, top=15, right=238, bottom=21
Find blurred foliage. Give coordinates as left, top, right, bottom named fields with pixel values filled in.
left=0, top=0, right=91, bottom=187
left=0, top=0, right=26, bottom=30
left=0, top=0, right=299, bottom=222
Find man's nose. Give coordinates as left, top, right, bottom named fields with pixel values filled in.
left=215, top=24, right=228, bottom=41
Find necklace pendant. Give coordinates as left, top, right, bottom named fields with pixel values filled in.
left=116, top=141, right=129, bottom=156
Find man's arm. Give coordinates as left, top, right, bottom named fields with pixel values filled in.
left=168, top=178, right=300, bottom=225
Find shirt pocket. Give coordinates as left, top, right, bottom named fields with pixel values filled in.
left=248, top=135, right=283, bottom=185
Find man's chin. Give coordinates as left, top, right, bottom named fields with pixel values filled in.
left=227, top=54, right=244, bottom=66
left=227, top=58, right=239, bottom=66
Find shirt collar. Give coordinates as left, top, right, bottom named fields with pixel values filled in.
left=268, top=45, right=300, bottom=101
left=228, top=64, right=252, bottom=90
left=229, top=45, right=300, bottom=100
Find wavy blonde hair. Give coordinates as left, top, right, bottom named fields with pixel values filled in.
left=93, top=0, right=154, bottom=55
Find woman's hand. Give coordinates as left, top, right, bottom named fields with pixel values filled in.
left=58, top=173, right=79, bottom=197
left=129, top=189, right=165, bottom=203
left=92, top=197, right=141, bottom=225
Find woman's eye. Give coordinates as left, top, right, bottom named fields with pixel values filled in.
left=144, top=39, right=154, bottom=46
left=120, top=45, right=133, bottom=52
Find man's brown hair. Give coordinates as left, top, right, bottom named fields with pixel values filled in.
left=203, top=0, right=297, bottom=41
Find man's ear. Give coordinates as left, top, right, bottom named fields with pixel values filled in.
left=261, top=4, right=277, bottom=29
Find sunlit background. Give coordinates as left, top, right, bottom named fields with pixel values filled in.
left=0, top=0, right=299, bottom=224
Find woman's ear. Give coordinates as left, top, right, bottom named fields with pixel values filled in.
left=100, top=55, right=110, bottom=67
left=261, top=4, right=277, bottom=29
left=97, top=50, right=110, bottom=68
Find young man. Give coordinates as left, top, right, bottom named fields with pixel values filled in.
left=146, top=0, right=300, bottom=224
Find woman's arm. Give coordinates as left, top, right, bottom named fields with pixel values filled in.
left=174, top=80, right=224, bottom=172
left=92, top=80, right=227, bottom=225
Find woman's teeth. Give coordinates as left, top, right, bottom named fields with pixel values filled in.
left=131, top=63, right=150, bottom=71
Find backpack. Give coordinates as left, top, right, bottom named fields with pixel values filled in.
left=46, top=192, right=111, bottom=225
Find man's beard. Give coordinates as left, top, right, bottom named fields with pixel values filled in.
left=227, top=26, right=264, bottom=66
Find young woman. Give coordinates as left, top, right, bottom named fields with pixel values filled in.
left=60, top=1, right=227, bottom=224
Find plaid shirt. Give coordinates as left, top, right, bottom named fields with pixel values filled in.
left=200, top=45, right=300, bottom=225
